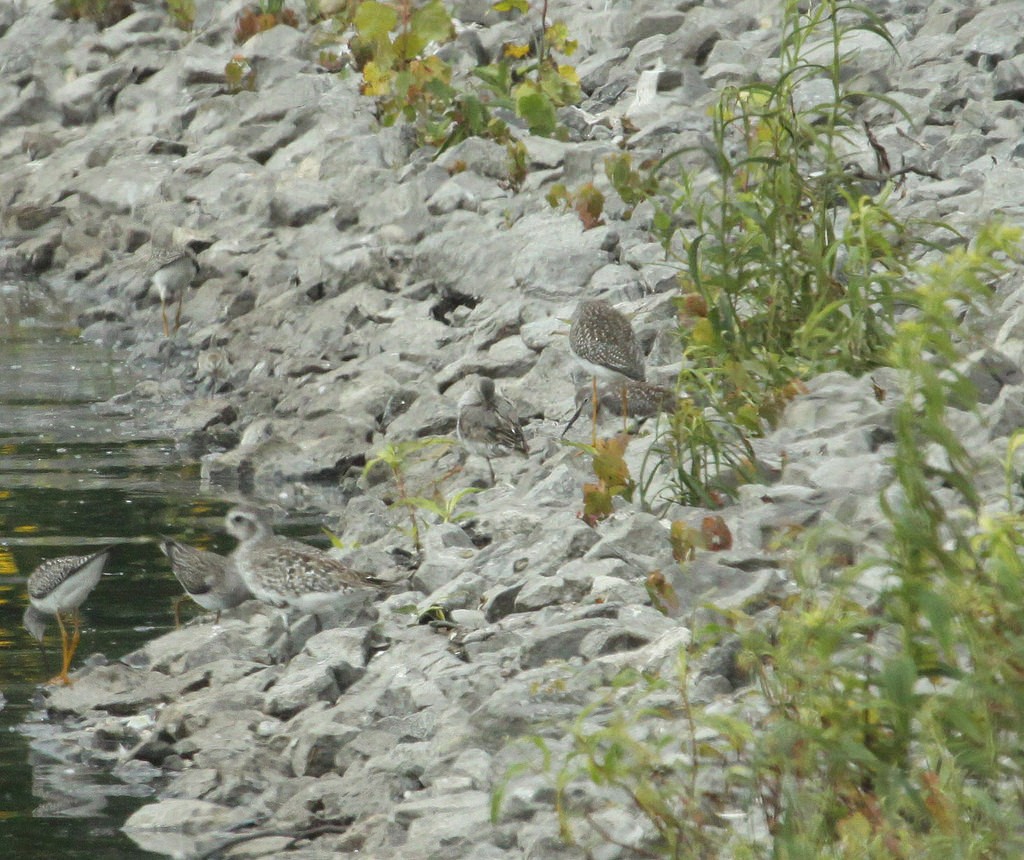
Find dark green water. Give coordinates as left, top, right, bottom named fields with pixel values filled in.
left=0, top=292, right=235, bottom=858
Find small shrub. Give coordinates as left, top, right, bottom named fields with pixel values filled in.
left=614, top=0, right=951, bottom=505
left=363, top=437, right=472, bottom=555
left=348, top=0, right=581, bottom=150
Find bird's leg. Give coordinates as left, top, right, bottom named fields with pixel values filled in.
left=69, top=608, right=82, bottom=663
left=590, top=375, right=599, bottom=447
left=172, top=594, right=187, bottom=628
left=174, top=287, right=185, bottom=332
left=486, top=457, right=496, bottom=486
left=161, top=300, right=170, bottom=338
left=620, top=383, right=629, bottom=435
left=49, top=611, right=72, bottom=686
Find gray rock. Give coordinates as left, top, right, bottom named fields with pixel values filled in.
left=56, top=64, right=135, bottom=125
left=302, top=626, right=372, bottom=692
left=956, top=3, right=1024, bottom=64
left=123, top=798, right=254, bottom=856
left=263, top=653, right=341, bottom=718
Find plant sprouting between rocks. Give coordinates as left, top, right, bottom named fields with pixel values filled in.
left=623, top=0, right=950, bottom=507
left=496, top=223, right=1024, bottom=859
left=363, top=437, right=479, bottom=555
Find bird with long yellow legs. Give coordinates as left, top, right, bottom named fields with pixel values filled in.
left=22, top=546, right=111, bottom=685
left=568, top=299, right=646, bottom=444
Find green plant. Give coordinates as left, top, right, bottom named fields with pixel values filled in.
left=504, top=139, right=528, bottom=192
left=399, top=485, right=482, bottom=524
left=638, top=393, right=764, bottom=510
left=363, top=437, right=477, bottom=553
left=496, top=656, right=754, bottom=858
left=321, top=526, right=354, bottom=549
left=546, top=182, right=604, bottom=230
left=674, top=5, right=915, bottom=408
left=224, top=55, right=257, bottom=93
left=563, top=435, right=635, bottom=526
left=348, top=0, right=581, bottom=149
left=507, top=224, right=1024, bottom=859
left=609, top=0, right=954, bottom=506
left=351, top=0, right=457, bottom=136
left=165, top=0, right=195, bottom=30
left=745, top=222, right=1024, bottom=856
left=605, top=153, right=660, bottom=221
left=475, top=0, right=581, bottom=137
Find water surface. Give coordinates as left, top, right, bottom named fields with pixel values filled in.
left=0, top=279, right=229, bottom=858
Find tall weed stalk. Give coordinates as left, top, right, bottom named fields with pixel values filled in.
left=639, top=0, right=941, bottom=505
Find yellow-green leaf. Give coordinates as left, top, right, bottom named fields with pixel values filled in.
left=493, top=0, right=529, bottom=13
left=411, top=0, right=454, bottom=45
left=361, top=60, right=392, bottom=96
left=515, top=88, right=557, bottom=136
left=354, top=0, right=397, bottom=40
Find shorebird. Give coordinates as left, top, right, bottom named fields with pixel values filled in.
left=160, top=537, right=252, bottom=625
left=225, top=505, right=378, bottom=618
left=456, top=377, right=529, bottom=484
left=148, top=248, right=198, bottom=336
left=562, top=379, right=679, bottom=437
left=568, top=299, right=646, bottom=442
left=22, top=546, right=111, bottom=685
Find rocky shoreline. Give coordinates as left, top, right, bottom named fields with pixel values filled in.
left=4, top=0, right=1024, bottom=856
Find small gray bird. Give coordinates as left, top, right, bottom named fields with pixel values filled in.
left=456, top=377, right=529, bottom=484
left=23, top=546, right=111, bottom=685
left=160, top=537, right=252, bottom=625
left=225, top=505, right=378, bottom=616
left=568, top=299, right=646, bottom=441
left=148, top=248, right=198, bottom=337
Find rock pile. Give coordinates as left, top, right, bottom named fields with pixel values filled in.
left=4, top=0, right=1024, bottom=855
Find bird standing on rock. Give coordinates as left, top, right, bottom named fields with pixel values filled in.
left=225, top=505, right=379, bottom=617
left=23, top=546, right=111, bottom=685
left=568, top=299, right=646, bottom=441
left=148, top=248, right=198, bottom=337
left=456, top=376, right=529, bottom=484
left=160, top=537, right=252, bottom=626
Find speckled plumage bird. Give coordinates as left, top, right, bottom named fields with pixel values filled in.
left=148, top=248, right=198, bottom=337
left=160, top=537, right=252, bottom=625
left=225, top=505, right=377, bottom=615
left=568, top=299, right=646, bottom=441
left=456, top=377, right=529, bottom=483
left=23, top=546, right=111, bottom=685
left=569, top=299, right=646, bottom=385
left=563, top=380, right=679, bottom=437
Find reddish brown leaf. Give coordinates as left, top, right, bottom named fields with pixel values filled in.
left=701, top=515, right=732, bottom=551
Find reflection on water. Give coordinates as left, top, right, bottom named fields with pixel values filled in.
left=0, top=276, right=229, bottom=858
